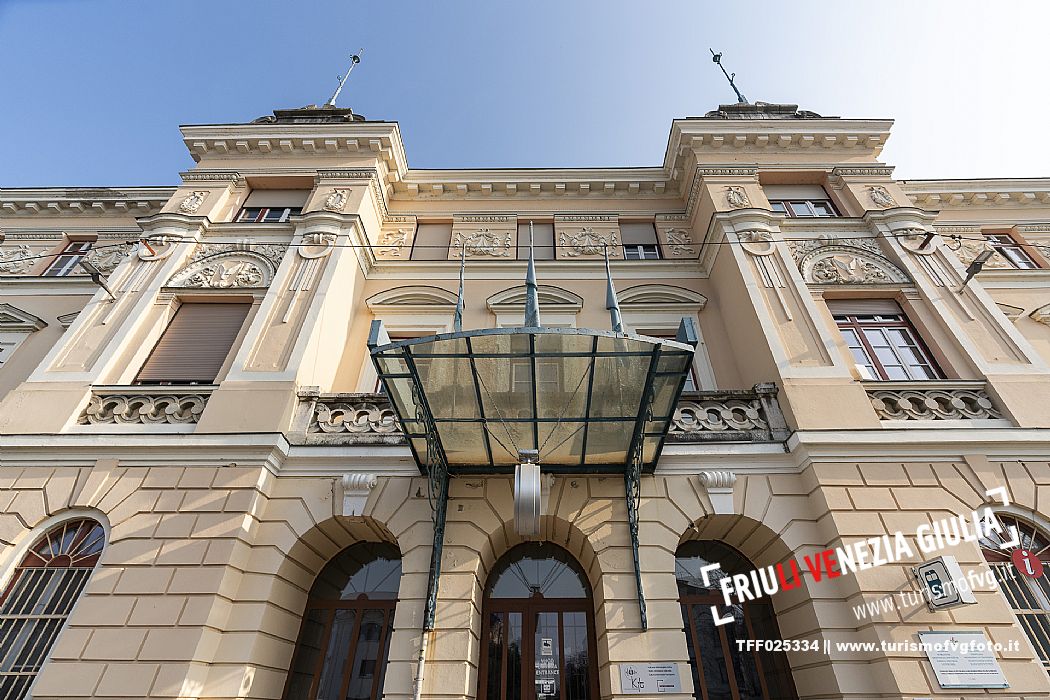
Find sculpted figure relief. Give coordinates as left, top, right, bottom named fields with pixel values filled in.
left=725, top=186, right=751, bottom=209
left=178, top=191, right=208, bottom=214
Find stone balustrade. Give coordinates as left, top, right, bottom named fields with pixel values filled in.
left=667, top=383, right=790, bottom=443
left=863, top=381, right=1004, bottom=421
left=79, top=385, right=216, bottom=425
left=295, top=383, right=791, bottom=445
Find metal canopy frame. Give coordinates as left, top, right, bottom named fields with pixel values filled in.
left=368, top=323, right=697, bottom=476
left=369, top=320, right=697, bottom=633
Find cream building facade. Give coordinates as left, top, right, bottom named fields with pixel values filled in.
left=2, top=101, right=1050, bottom=700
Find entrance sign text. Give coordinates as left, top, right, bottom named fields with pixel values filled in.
left=619, top=663, right=681, bottom=694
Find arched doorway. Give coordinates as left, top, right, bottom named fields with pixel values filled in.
left=675, top=541, right=798, bottom=700
left=282, top=542, right=401, bottom=700
left=478, top=542, right=599, bottom=700
left=979, top=513, right=1050, bottom=669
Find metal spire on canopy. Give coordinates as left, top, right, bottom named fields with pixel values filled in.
left=453, top=242, right=466, bottom=332
left=524, top=221, right=541, bottom=327
left=604, top=245, right=624, bottom=334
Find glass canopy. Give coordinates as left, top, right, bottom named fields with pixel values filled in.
left=369, top=323, right=697, bottom=474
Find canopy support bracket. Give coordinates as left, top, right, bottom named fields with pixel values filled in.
left=625, top=452, right=647, bottom=631
left=623, top=344, right=661, bottom=632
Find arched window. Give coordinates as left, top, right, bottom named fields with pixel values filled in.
left=0, top=518, right=106, bottom=700
left=676, top=541, right=797, bottom=700
left=478, top=542, right=598, bottom=700
left=283, top=542, right=401, bottom=700
left=980, top=513, right=1050, bottom=669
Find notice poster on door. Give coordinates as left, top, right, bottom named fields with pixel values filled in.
left=535, top=657, right=560, bottom=698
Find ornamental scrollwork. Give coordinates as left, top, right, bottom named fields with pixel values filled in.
left=664, top=228, right=696, bottom=257
left=0, top=244, right=42, bottom=274
left=737, top=230, right=776, bottom=256
left=725, top=186, right=751, bottom=209
left=867, top=386, right=1002, bottom=421
left=451, top=229, right=512, bottom=258
left=298, top=232, right=337, bottom=259
left=376, top=229, right=409, bottom=257
left=671, top=398, right=769, bottom=434
left=559, top=227, right=619, bottom=257
left=166, top=243, right=284, bottom=288
left=868, top=185, right=896, bottom=208
left=791, top=235, right=908, bottom=284
left=177, top=190, right=209, bottom=214
left=951, top=240, right=1011, bottom=270
left=84, top=243, right=135, bottom=274
left=312, top=400, right=401, bottom=434
left=896, top=228, right=937, bottom=255
left=323, top=188, right=350, bottom=212
left=80, top=392, right=210, bottom=425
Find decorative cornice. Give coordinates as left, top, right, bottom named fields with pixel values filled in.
left=831, top=166, right=896, bottom=177
left=179, top=170, right=242, bottom=182
left=0, top=188, right=174, bottom=217
left=902, top=179, right=1050, bottom=208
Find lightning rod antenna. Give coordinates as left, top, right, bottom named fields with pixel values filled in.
left=325, top=49, right=364, bottom=108
left=709, top=49, right=748, bottom=104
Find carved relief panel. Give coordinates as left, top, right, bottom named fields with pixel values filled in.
left=448, top=214, right=517, bottom=259
left=554, top=215, right=622, bottom=260
left=655, top=214, right=697, bottom=258
left=373, top=216, right=415, bottom=260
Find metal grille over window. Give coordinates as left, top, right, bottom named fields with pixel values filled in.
left=980, top=514, right=1050, bottom=669
left=0, top=519, right=105, bottom=700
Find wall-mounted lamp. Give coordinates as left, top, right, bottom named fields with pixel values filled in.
left=957, top=248, right=996, bottom=292
left=78, top=260, right=117, bottom=300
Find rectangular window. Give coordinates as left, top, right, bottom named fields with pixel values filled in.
left=235, top=206, right=301, bottom=223
left=829, top=301, right=941, bottom=381
left=43, top=242, right=92, bottom=277
left=986, top=233, right=1040, bottom=269
left=135, top=302, right=251, bottom=385
left=623, top=244, right=661, bottom=260
left=769, top=199, right=838, bottom=218
left=410, top=223, right=454, bottom=261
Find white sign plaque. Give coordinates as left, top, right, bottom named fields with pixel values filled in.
left=913, top=556, right=977, bottom=610
left=620, top=663, right=681, bottom=694
left=918, top=631, right=1009, bottom=689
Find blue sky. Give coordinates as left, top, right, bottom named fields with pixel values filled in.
left=1, top=0, right=1047, bottom=186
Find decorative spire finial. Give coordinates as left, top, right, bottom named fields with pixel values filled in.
left=710, top=49, right=748, bottom=104
left=453, top=242, right=466, bottom=332
left=604, top=245, right=623, bottom=334
left=324, top=49, right=364, bottom=108
left=524, top=221, right=541, bottom=327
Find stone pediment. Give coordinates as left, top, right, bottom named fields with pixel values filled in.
left=617, top=285, right=707, bottom=311
left=789, top=236, right=909, bottom=285
left=366, top=286, right=459, bottom=309
left=487, top=285, right=584, bottom=312
left=0, top=304, right=47, bottom=331
left=165, top=243, right=284, bottom=289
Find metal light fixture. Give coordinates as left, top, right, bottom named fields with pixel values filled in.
left=78, top=260, right=116, bottom=300
left=958, top=248, right=996, bottom=292
left=514, top=449, right=541, bottom=537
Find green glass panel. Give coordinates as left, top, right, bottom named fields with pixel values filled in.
left=583, top=420, right=633, bottom=465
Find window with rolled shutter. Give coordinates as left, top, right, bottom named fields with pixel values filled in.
left=135, top=302, right=251, bottom=384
